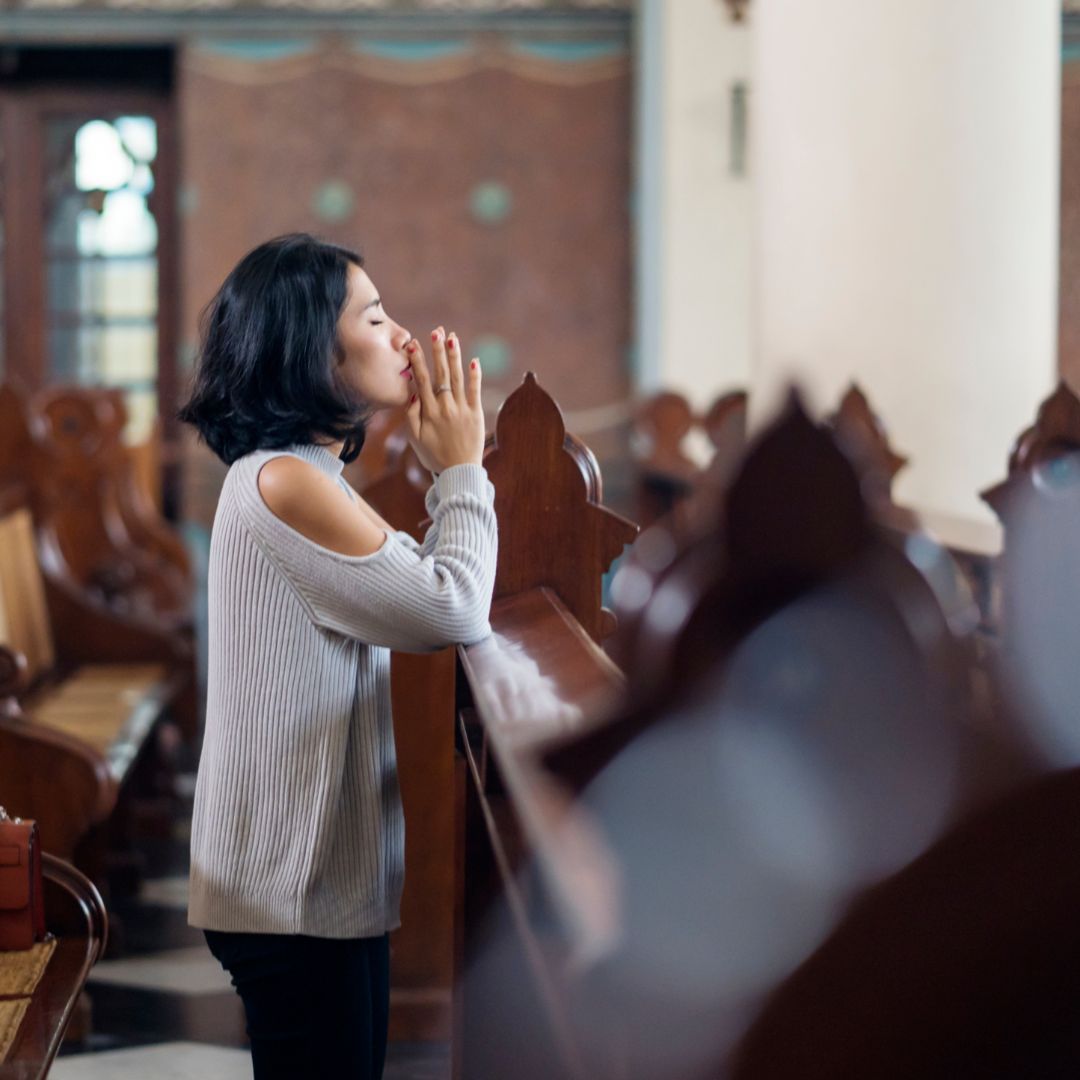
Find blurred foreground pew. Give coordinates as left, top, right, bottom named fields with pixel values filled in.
left=825, top=382, right=1002, bottom=638
left=451, top=385, right=1049, bottom=1078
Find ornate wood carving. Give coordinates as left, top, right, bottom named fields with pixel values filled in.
left=29, top=387, right=192, bottom=629
left=483, top=373, right=638, bottom=643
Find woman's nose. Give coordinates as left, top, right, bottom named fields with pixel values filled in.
left=393, top=323, right=412, bottom=349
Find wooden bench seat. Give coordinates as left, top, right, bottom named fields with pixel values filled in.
left=0, top=485, right=193, bottom=880
left=0, top=854, right=108, bottom=1079
left=28, top=664, right=175, bottom=779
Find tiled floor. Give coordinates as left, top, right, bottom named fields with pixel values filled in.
left=53, top=774, right=449, bottom=1080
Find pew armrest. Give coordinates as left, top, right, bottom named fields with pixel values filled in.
left=1, top=854, right=108, bottom=1078
left=458, top=587, right=626, bottom=963
left=0, top=718, right=117, bottom=860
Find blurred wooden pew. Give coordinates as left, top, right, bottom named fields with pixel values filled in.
left=448, top=384, right=1042, bottom=1078
left=0, top=853, right=108, bottom=1078
left=0, top=478, right=192, bottom=886
left=0, top=381, right=197, bottom=899
left=25, top=385, right=193, bottom=634
left=631, top=388, right=747, bottom=532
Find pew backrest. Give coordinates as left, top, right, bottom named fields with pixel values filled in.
left=0, top=491, right=55, bottom=687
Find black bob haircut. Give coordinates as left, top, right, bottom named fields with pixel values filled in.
left=178, top=232, right=371, bottom=465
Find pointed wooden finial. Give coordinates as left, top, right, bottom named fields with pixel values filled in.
left=827, top=382, right=908, bottom=505
left=485, top=372, right=638, bottom=642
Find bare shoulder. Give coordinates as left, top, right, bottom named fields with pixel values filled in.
left=256, top=455, right=387, bottom=557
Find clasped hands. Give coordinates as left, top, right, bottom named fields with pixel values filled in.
left=403, top=327, right=486, bottom=476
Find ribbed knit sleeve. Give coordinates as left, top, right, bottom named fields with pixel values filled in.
left=233, top=454, right=498, bottom=653
left=387, top=483, right=443, bottom=560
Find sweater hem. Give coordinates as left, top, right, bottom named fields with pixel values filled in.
left=188, top=899, right=402, bottom=939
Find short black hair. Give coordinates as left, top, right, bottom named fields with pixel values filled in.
left=178, top=232, right=371, bottom=465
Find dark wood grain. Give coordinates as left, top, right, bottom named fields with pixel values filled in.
left=484, top=372, right=638, bottom=644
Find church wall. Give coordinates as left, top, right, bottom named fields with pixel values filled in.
left=175, top=34, right=633, bottom=524
left=637, top=0, right=753, bottom=437
left=752, top=0, right=1061, bottom=522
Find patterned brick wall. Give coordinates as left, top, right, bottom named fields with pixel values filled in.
left=177, top=35, right=633, bottom=524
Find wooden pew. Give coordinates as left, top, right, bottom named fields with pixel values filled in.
left=825, top=383, right=1001, bottom=637
left=0, top=853, right=108, bottom=1078
left=352, top=381, right=636, bottom=1043
left=23, top=385, right=192, bottom=633
left=719, top=381, right=1080, bottom=1076
left=0, top=385, right=198, bottom=745
left=981, top=380, right=1080, bottom=761
left=631, top=389, right=747, bottom=532
left=0, top=480, right=193, bottom=888
left=730, top=764, right=1080, bottom=1080
left=452, top=372, right=636, bottom=1078
left=451, top=390, right=1023, bottom=1078
left=353, top=424, right=459, bottom=1040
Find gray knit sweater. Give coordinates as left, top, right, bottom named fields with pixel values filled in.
left=188, top=443, right=497, bottom=938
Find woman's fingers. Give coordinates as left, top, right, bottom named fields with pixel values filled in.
left=406, top=338, right=436, bottom=411
left=431, top=326, right=451, bottom=398
left=446, top=332, right=466, bottom=398
left=405, top=387, right=422, bottom=437
left=466, top=356, right=482, bottom=410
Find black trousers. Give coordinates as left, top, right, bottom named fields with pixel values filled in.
left=204, top=928, right=390, bottom=1080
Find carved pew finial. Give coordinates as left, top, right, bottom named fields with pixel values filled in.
left=826, top=382, right=908, bottom=506
left=727, top=391, right=872, bottom=596
left=632, top=390, right=698, bottom=479
left=981, top=381, right=1080, bottom=519
left=483, top=372, right=638, bottom=642
left=616, top=392, right=871, bottom=684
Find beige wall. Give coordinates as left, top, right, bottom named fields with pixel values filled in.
left=751, top=0, right=1061, bottom=520
left=643, top=0, right=753, bottom=428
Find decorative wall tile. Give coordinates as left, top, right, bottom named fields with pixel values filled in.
left=469, top=181, right=513, bottom=225
left=312, top=179, right=356, bottom=222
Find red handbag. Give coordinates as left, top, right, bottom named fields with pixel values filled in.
left=0, top=806, right=46, bottom=951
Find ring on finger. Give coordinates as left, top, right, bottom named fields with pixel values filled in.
left=434, top=384, right=452, bottom=395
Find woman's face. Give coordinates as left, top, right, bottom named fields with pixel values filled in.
left=335, top=262, right=414, bottom=411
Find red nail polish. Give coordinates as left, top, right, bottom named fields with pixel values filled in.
left=431, top=331, right=439, bottom=342
left=471, top=361, right=478, bottom=370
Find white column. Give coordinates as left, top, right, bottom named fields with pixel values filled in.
left=752, top=0, right=1061, bottom=520
left=635, top=0, right=753, bottom=437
